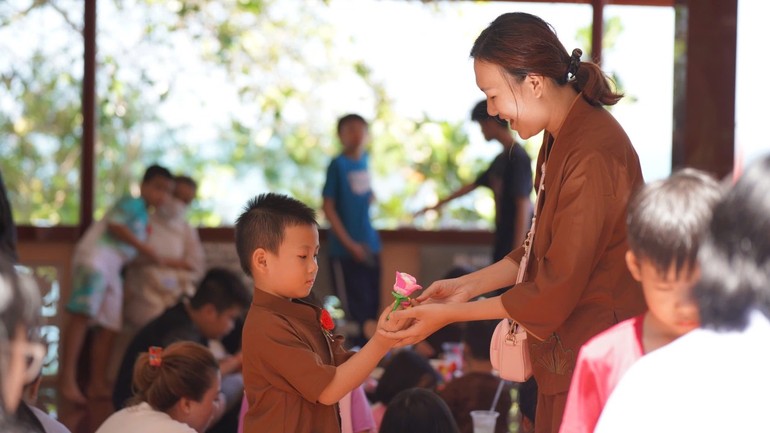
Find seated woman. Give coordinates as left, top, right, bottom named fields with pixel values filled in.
left=96, top=341, right=222, bottom=433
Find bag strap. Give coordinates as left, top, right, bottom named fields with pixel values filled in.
left=515, top=161, right=547, bottom=284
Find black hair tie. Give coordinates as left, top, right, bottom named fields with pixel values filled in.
left=567, top=48, right=582, bottom=80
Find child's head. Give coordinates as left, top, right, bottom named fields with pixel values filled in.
left=131, top=341, right=220, bottom=433
left=234, top=193, right=319, bottom=299
left=173, top=175, right=197, bottom=206
left=188, top=268, right=251, bottom=340
left=461, top=320, right=497, bottom=366
left=625, top=168, right=723, bottom=337
left=471, top=99, right=509, bottom=142
left=336, top=114, right=369, bottom=155
left=140, top=164, right=174, bottom=208
left=374, top=349, right=441, bottom=406
left=379, top=388, right=460, bottom=433
left=695, top=155, right=770, bottom=331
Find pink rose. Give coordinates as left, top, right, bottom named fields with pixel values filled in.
left=393, top=271, right=422, bottom=297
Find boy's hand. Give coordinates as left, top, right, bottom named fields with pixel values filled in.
left=377, top=301, right=415, bottom=340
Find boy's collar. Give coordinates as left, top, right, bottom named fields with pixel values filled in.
left=251, top=287, right=321, bottom=324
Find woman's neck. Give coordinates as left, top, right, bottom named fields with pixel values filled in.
left=546, top=85, right=580, bottom=139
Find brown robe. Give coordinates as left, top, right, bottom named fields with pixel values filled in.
left=502, top=95, right=646, bottom=399
left=242, top=288, right=352, bottom=433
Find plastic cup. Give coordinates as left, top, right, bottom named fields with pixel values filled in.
left=470, top=410, right=499, bottom=433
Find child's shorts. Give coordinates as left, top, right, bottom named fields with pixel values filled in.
left=66, top=264, right=124, bottom=331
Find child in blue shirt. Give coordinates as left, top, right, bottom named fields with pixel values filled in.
left=60, top=164, right=174, bottom=405
left=322, top=114, right=382, bottom=346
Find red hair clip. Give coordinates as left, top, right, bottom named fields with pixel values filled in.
left=149, top=346, right=163, bottom=367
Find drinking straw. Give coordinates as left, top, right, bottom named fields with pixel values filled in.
left=490, top=378, right=506, bottom=411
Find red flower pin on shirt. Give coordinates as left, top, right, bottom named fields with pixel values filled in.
left=320, top=309, right=335, bottom=334
left=389, top=271, right=422, bottom=318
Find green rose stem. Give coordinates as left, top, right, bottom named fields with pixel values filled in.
left=387, top=292, right=411, bottom=320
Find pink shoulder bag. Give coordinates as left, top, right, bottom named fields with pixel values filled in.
left=489, top=161, right=546, bottom=382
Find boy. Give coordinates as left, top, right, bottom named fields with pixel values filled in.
left=59, top=164, right=174, bottom=405
left=113, top=267, right=251, bottom=431
left=322, top=114, right=381, bottom=346
left=417, top=100, right=533, bottom=263
left=236, top=193, right=400, bottom=433
left=559, top=169, right=723, bottom=433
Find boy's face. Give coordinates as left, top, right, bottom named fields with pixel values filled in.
left=338, top=120, right=369, bottom=154
left=626, top=251, right=701, bottom=338
left=141, top=176, right=174, bottom=208
left=174, top=182, right=197, bottom=206
left=258, top=224, right=320, bottom=299
left=199, top=305, right=243, bottom=340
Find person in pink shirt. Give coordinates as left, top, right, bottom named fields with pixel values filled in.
left=559, top=169, right=723, bottom=433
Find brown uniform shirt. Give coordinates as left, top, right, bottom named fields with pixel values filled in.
left=503, top=95, right=646, bottom=396
left=242, top=288, right=352, bottom=433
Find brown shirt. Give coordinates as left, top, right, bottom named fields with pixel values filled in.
left=503, top=95, right=646, bottom=395
left=242, top=288, right=352, bottom=433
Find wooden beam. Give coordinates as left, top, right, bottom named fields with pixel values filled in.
left=591, top=0, right=605, bottom=63
left=80, top=0, right=96, bottom=235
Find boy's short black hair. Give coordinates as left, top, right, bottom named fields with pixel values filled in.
left=189, top=267, right=251, bottom=312
left=461, top=320, right=498, bottom=361
left=470, top=99, right=507, bottom=127
left=234, top=193, right=318, bottom=277
left=336, top=113, right=368, bottom=135
left=470, top=100, right=490, bottom=122
left=142, top=164, right=173, bottom=183
left=626, top=168, right=723, bottom=275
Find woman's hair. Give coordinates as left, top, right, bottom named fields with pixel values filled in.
left=470, top=12, right=622, bottom=107
left=695, top=155, right=770, bottom=331
left=379, top=388, right=460, bottom=433
left=130, top=341, right=219, bottom=412
left=374, top=349, right=441, bottom=405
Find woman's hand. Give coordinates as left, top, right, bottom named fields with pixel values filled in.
left=416, top=277, right=471, bottom=305
left=378, top=302, right=453, bottom=347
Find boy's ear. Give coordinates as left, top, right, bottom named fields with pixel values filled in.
left=251, top=248, right=269, bottom=274
left=625, top=250, right=643, bottom=282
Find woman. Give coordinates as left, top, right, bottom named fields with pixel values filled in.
left=384, top=12, right=645, bottom=433
left=594, top=155, right=770, bottom=432
left=96, top=341, right=222, bottom=433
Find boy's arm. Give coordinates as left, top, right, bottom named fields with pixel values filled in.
left=106, top=222, right=158, bottom=262
left=316, top=333, right=391, bottom=405
left=416, top=183, right=477, bottom=216
left=322, top=197, right=367, bottom=263
left=317, top=305, right=405, bottom=405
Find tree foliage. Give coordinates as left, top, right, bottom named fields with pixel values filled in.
left=0, top=0, right=498, bottom=229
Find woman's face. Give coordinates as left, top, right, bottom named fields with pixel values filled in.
left=184, top=371, right=222, bottom=433
left=474, top=59, right=548, bottom=139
